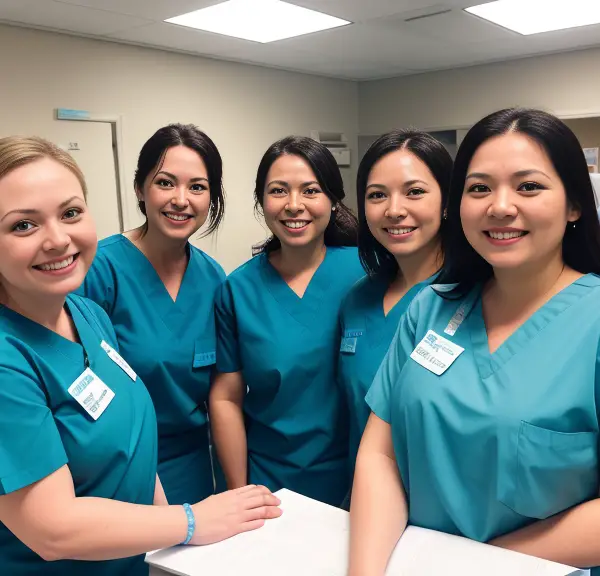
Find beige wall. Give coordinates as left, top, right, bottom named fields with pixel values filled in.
left=358, top=47, right=600, bottom=135
left=563, top=117, right=600, bottom=150
left=0, top=24, right=358, bottom=272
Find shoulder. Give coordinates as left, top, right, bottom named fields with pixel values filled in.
left=341, top=275, right=379, bottom=314
left=326, top=246, right=365, bottom=282
left=328, top=246, right=360, bottom=264
left=190, top=245, right=226, bottom=282
left=89, top=235, right=128, bottom=272
left=223, top=254, right=263, bottom=286
left=67, top=294, right=117, bottom=343
left=405, top=283, right=465, bottom=325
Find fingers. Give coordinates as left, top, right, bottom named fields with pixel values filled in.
left=232, top=484, right=272, bottom=496
left=242, top=504, right=283, bottom=523
left=242, top=493, right=281, bottom=511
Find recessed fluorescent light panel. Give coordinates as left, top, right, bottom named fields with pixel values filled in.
left=165, top=0, right=351, bottom=43
left=465, top=0, right=600, bottom=35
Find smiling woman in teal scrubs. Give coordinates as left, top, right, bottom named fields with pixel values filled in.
left=80, top=124, right=226, bottom=505
left=348, top=109, right=600, bottom=575
left=0, top=136, right=281, bottom=576
left=210, top=136, right=364, bottom=507
left=339, top=131, right=452, bottom=475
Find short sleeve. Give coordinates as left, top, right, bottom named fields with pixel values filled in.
left=0, top=365, right=67, bottom=494
left=365, top=301, right=417, bottom=423
left=76, top=252, right=117, bottom=315
left=215, top=281, right=241, bottom=373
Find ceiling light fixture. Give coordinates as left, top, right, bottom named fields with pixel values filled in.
left=465, top=0, right=600, bottom=35
left=165, top=0, right=351, bottom=43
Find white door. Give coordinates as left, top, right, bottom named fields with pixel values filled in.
left=53, top=121, right=122, bottom=240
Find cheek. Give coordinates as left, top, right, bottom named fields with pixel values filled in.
left=459, top=198, right=481, bottom=239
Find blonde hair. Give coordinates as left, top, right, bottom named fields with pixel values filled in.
left=0, top=136, right=87, bottom=196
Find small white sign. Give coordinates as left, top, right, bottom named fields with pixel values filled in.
left=68, top=367, right=115, bottom=420
left=101, top=340, right=137, bottom=381
left=410, top=330, right=464, bottom=376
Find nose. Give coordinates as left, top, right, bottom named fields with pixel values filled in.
left=286, top=191, right=305, bottom=214
left=172, top=186, right=190, bottom=209
left=42, top=221, right=70, bottom=252
left=487, top=187, right=518, bottom=220
left=385, top=193, right=408, bottom=219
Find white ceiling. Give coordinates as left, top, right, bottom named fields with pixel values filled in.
left=2, top=0, right=600, bottom=80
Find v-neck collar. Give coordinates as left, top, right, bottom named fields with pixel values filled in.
left=120, top=235, right=200, bottom=330
left=365, top=274, right=436, bottom=348
left=0, top=296, right=95, bottom=365
left=466, top=274, right=597, bottom=379
left=260, top=248, right=333, bottom=326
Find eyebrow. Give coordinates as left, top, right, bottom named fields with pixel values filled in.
left=466, top=169, right=551, bottom=181
left=267, top=180, right=320, bottom=188
left=156, top=170, right=209, bottom=184
left=366, top=179, right=428, bottom=190
left=1, top=195, right=82, bottom=222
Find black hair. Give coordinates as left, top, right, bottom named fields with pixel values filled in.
left=134, top=123, right=225, bottom=237
left=253, top=136, right=358, bottom=254
left=356, top=129, right=453, bottom=280
left=437, top=108, right=600, bottom=296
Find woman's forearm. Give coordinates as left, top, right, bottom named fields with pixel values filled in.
left=348, top=450, right=408, bottom=576
left=38, top=498, right=187, bottom=561
left=490, top=498, right=600, bottom=568
left=210, top=398, right=248, bottom=488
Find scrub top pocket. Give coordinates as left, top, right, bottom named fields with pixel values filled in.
left=499, top=421, right=598, bottom=520
left=193, top=337, right=217, bottom=369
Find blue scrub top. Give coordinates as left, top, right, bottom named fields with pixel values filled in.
left=367, top=275, right=600, bottom=574
left=338, top=274, right=433, bottom=475
left=0, top=295, right=157, bottom=576
left=215, top=247, right=364, bottom=506
left=79, top=234, right=225, bottom=505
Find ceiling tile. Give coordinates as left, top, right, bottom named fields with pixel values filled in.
left=108, top=21, right=252, bottom=55
left=53, top=0, right=225, bottom=21
left=0, top=0, right=153, bottom=35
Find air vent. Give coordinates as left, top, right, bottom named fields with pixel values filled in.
left=405, top=8, right=452, bottom=22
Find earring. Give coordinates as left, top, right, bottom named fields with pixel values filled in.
left=443, top=209, right=448, bottom=220
left=332, top=205, right=337, bottom=212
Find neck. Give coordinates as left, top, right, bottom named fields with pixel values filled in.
left=3, top=288, right=65, bottom=332
left=134, top=227, right=188, bottom=272
left=489, top=251, right=566, bottom=307
left=395, top=240, right=442, bottom=290
left=274, top=239, right=326, bottom=275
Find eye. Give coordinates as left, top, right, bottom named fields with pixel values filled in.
left=190, top=183, right=207, bottom=193
left=12, top=221, right=35, bottom=233
left=304, top=188, right=321, bottom=196
left=156, top=178, right=174, bottom=188
left=466, top=184, right=491, bottom=194
left=518, top=181, right=545, bottom=192
left=407, top=188, right=426, bottom=197
left=268, top=187, right=286, bottom=195
left=63, top=207, right=83, bottom=220
left=366, top=191, right=386, bottom=200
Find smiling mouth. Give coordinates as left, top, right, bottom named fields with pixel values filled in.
left=33, top=253, right=79, bottom=271
left=385, top=226, right=416, bottom=236
left=163, top=212, right=193, bottom=222
left=485, top=230, right=528, bottom=240
left=282, top=220, right=310, bottom=229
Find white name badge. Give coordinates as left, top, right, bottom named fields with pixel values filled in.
left=68, top=367, right=115, bottom=420
left=410, top=330, right=464, bottom=376
left=101, top=340, right=137, bottom=381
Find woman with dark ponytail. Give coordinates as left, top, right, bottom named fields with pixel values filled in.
left=80, top=124, right=227, bottom=506
left=210, top=136, right=364, bottom=507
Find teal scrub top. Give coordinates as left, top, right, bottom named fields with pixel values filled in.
left=338, top=274, right=433, bottom=474
left=79, top=234, right=225, bottom=505
left=215, top=247, right=365, bottom=506
left=367, top=275, right=600, bottom=574
left=0, top=295, right=157, bottom=576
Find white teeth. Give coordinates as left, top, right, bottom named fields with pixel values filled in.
left=38, top=255, right=74, bottom=271
left=164, top=213, right=190, bottom=221
left=488, top=231, right=525, bottom=240
left=284, top=221, right=309, bottom=229
left=387, top=227, right=415, bottom=236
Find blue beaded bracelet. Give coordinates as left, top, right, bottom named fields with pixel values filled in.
left=181, top=503, right=195, bottom=545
